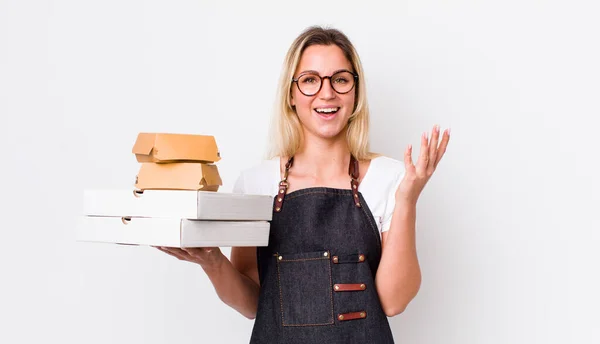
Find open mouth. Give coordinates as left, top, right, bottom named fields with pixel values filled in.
left=314, top=107, right=340, bottom=119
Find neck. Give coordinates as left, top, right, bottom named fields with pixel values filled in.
left=292, top=130, right=351, bottom=178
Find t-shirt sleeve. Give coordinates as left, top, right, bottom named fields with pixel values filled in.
left=380, top=163, right=405, bottom=233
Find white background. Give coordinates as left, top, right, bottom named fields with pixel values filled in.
left=1, top=0, right=599, bottom=343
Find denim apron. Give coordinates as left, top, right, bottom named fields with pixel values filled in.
left=249, top=156, right=396, bottom=343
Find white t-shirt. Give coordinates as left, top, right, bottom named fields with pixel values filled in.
left=232, top=156, right=405, bottom=236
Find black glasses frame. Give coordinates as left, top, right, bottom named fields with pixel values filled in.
left=292, top=70, right=358, bottom=96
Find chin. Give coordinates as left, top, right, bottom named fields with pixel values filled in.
left=311, top=125, right=347, bottom=140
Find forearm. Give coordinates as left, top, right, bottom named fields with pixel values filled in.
left=376, top=201, right=422, bottom=316
left=202, top=256, right=260, bottom=319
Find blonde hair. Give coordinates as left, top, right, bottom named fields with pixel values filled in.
left=267, top=26, right=379, bottom=161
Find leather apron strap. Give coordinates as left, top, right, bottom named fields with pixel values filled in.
left=274, top=155, right=361, bottom=212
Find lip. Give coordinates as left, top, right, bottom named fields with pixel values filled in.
left=313, top=106, right=341, bottom=111
left=313, top=106, right=341, bottom=121
left=313, top=108, right=340, bottom=121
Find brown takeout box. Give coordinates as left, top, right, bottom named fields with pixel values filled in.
left=132, top=133, right=221, bottom=163
left=135, top=162, right=223, bottom=191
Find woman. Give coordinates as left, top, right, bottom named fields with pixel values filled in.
left=158, top=26, right=450, bottom=343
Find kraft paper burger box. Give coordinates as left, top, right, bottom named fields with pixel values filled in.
left=135, top=162, right=223, bottom=191
left=132, top=132, right=221, bottom=163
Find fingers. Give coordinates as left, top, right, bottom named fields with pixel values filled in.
left=404, top=143, right=415, bottom=173
left=413, top=125, right=450, bottom=173
left=156, top=246, right=193, bottom=261
left=434, top=128, right=450, bottom=167
left=427, top=125, right=440, bottom=174
left=416, top=131, right=429, bottom=176
left=155, top=246, right=222, bottom=266
left=181, top=247, right=218, bottom=260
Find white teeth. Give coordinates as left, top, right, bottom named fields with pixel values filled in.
left=315, top=107, right=339, bottom=113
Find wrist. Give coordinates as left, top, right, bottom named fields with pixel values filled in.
left=201, top=251, right=227, bottom=274
left=394, top=197, right=417, bottom=210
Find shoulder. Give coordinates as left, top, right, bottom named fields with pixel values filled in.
left=233, top=157, right=280, bottom=196
left=364, top=155, right=405, bottom=185
left=359, top=155, right=404, bottom=201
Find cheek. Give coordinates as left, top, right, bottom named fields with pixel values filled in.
left=343, top=94, right=356, bottom=112
left=292, top=92, right=312, bottom=111
left=291, top=88, right=304, bottom=108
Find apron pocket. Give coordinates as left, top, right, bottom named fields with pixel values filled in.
left=276, top=250, right=334, bottom=326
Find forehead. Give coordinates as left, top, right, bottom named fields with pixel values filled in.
left=296, top=44, right=353, bottom=75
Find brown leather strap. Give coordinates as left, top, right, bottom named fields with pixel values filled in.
left=333, top=283, right=367, bottom=292
left=337, top=311, right=367, bottom=321
left=349, top=155, right=359, bottom=180
left=274, top=157, right=293, bottom=212
left=349, top=155, right=361, bottom=208
left=274, top=155, right=361, bottom=212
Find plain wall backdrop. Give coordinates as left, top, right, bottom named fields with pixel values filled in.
left=1, top=0, right=599, bottom=343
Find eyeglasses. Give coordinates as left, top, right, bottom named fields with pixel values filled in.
left=292, top=70, right=358, bottom=96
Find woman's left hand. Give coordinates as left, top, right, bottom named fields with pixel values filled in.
left=396, top=125, right=450, bottom=205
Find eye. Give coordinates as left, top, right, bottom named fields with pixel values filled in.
left=301, top=76, right=318, bottom=84
left=333, top=77, right=349, bottom=84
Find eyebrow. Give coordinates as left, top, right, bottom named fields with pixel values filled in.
left=297, top=68, right=353, bottom=76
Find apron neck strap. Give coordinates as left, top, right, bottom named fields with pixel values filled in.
left=274, top=154, right=361, bottom=212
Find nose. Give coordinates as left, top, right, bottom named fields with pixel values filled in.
left=318, top=77, right=336, bottom=100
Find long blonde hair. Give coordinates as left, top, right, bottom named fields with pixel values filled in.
left=267, top=26, right=378, bottom=161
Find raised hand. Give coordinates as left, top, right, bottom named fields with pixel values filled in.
left=396, top=125, right=450, bottom=205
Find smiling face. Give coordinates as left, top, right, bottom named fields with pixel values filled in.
left=291, top=44, right=356, bottom=141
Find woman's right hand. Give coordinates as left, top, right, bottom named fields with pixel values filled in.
left=155, top=246, right=226, bottom=271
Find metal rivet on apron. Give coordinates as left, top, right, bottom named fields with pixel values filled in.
left=278, top=256, right=283, bottom=260
left=323, top=252, right=328, bottom=257
left=358, top=254, right=365, bottom=262
left=360, top=284, right=366, bottom=290
left=279, top=189, right=284, bottom=193
left=338, top=315, right=344, bottom=321
left=334, top=285, right=340, bottom=291
left=356, top=202, right=361, bottom=207
left=354, top=194, right=358, bottom=198
left=353, top=184, right=357, bottom=189
left=332, top=256, right=339, bottom=263
left=276, top=207, right=281, bottom=212
left=278, top=198, right=282, bottom=202
left=360, top=312, right=366, bottom=318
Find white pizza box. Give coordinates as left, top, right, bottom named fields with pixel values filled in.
left=76, top=216, right=270, bottom=247
left=83, top=189, right=274, bottom=221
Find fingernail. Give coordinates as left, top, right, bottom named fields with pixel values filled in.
left=448, top=128, right=451, bottom=135
left=435, top=124, right=440, bottom=132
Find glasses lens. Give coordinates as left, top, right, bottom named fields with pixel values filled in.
left=297, top=74, right=321, bottom=95
left=330, top=71, right=355, bottom=94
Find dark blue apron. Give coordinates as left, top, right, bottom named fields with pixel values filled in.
left=249, top=155, right=395, bottom=343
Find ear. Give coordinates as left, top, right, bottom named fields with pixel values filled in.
left=290, top=94, right=295, bottom=107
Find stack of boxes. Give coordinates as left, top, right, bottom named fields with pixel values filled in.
left=132, top=133, right=223, bottom=191
left=77, top=132, right=273, bottom=248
